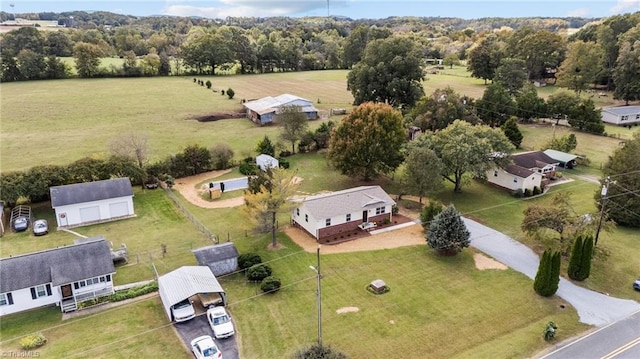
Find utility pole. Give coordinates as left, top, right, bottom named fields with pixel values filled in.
left=309, top=245, right=322, bottom=347
left=594, top=176, right=610, bottom=246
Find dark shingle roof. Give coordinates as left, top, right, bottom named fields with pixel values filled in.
left=50, top=178, right=133, bottom=207
left=192, top=242, right=239, bottom=265
left=0, top=237, right=115, bottom=292
left=512, top=151, right=558, bottom=169
left=504, top=164, right=535, bottom=178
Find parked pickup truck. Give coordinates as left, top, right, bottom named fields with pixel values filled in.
left=198, top=292, right=224, bottom=308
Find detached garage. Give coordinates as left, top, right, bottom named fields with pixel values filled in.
left=158, top=266, right=227, bottom=321
left=50, top=178, right=135, bottom=228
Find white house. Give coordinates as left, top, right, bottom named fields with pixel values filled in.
left=291, top=186, right=396, bottom=243
left=50, top=177, right=135, bottom=228
left=0, top=237, right=115, bottom=316
left=243, top=94, right=319, bottom=125
left=601, top=106, right=640, bottom=126
left=256, top=154, right=279, bottom=171
left=487, top=164, right=544, bottom=193
left=511, top=151, right=559, bottom=177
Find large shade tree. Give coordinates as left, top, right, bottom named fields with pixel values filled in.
left=467, top=33, right=503, bottom=84
left=328, top=102, right=405, bottom=181
left=556, top=41, right=604, bottom=94
left=415, top=120, right=515, bottom=193
left=277, top=105, right=308, bottom=154
left=410, top=87, right=479, bottom=131
left=397, top=146, right=444, bottom=203
left=347, top=36, right=424, bottom=108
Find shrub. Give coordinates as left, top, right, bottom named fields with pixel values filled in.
left=20, top=332, right=47, bottom=350
left=420, top=201, right=443, bottom=230
left=533, top=186, right=541, bottom=195
left=221, top=89, right=225, bottom=95
left=555, top=172, right=563, bottom=178
left=278, top=158, right=290, bottom=169
left=513, top=189, right=524, bottom=198
left=260, top=276, right=281, bottom=293
left=292, top=344, right=347, bottom=359
left=238, top=253, right=262, bottom=270
left=239, top=162, right=257, bottom=175
left=247, top=264, right=272, bottom=281
left=205, top=80, right=211, bottom=89
left=279, top=150, right=292, bottom=157
left=227, top=88, right=235, bottom=99
left=193, top=78, right=197, bottom=83
left=392, top=204, right=399, bottom=214
left=524, top=188, right=532, bottom=197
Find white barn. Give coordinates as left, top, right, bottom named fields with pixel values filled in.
left=292, top=186, right=396, bottom=243
left=601, top=106, right=640, bottom=126
left=0, top=237, right=115, bottom=316
left=50, top=178, right=135, bottom=228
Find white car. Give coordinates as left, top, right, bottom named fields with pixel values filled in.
left=190, top=335, right=222, bottom=359
left=171, top=298, right=196, bottom=322
left=32, top=219, right=48, bottom=236
left=206, top=307, right=235, bottom=339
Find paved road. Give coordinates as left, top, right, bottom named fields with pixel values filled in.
left=463, top=217, right=640, bottom=327
left=538, top=310, right=640, bottom=359
left=174, top=314, right=239, bottom=359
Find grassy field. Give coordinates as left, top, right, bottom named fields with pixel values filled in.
left=1, top=70, right=639, bottom=358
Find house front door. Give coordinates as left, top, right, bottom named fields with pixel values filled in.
left=61, top=284, right=72, bottom=299
left=362, top=210, right=368, bottom=223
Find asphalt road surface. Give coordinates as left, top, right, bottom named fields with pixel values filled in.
left=174, top=314, right=239, bottom=359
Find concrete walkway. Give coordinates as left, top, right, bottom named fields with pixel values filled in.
left=463, top=217, right=640, bottom=327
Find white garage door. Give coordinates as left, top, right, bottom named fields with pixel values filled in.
left=109, top=202, right=129, bottom=218
left=79, top=206, right=100, bottom=222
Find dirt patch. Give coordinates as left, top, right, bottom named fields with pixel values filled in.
left=336, top=307, right=359, bottom=314
left=191, top=111, right=245, bottom=122
left=172, top=169, right=246, bottom=209
left=473, top=253, right=508, bottom=270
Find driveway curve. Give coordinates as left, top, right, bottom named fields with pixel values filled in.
left=463, top=217, right=640, bottom=327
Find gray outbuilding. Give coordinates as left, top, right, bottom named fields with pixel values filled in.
left=192, top=242, right=239, bottom=276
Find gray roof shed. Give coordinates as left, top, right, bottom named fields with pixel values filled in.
left=192, top=243, right=239, bottom=276
left=50, top=177, right=133, bottom=207
left=0, top=237, right=115, bottom=292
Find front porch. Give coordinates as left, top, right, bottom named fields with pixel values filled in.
left=61, top=286, right=114, bottom=313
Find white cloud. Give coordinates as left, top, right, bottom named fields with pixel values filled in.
left=163, top=0, right=332, bottom=18
left=610, top=0, right=640, bottom=14
left=566, top=7, right=590, bottom=17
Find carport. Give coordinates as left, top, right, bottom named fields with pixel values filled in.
left=158, top=266, right=227, bottom=321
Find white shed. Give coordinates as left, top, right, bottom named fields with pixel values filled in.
left=256, top=154, right=279, bottom=171
left=50, top=178, right=135, bottom=228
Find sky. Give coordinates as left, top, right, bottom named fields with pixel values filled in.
left=0, top=0, right=639, bottom=20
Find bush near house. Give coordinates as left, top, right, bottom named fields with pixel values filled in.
left=238, top=252, right=262, bottom=270
left=260, top=276, right=282, bottom=293
left=247, top=264, right=272, bottom=281
left=19, top=332, right=47, bottom=350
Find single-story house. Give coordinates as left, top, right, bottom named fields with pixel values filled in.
left=50, top=177, right=135, bottom=228
left=543, top=149, right=579, bottom=169
left=192, top=242, right=239, bottom=276
left=0, top=237, right=115, bottom=316
left=256, top=154, right=279, bottom=171
left=158, top=266, right=227, bottom=322
left=486, top=164, right=544, bottom=193
left=511, top=151, right=559, bottom=178
left=292, top=186, right=396, bottom=243
left=243, top=94, right=319, bottom=125
left=601, top=106, right=640, bottom=126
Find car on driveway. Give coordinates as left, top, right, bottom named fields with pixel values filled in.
left=172, top=298, right=196, bottom=322
left=207, top=307, right=235, bottom=339
left=634, top=278, right=640, bottom=291
left=13, top=216, right=29, bottom=232
left=191, top=335, right=223, bottom=359
left=32, top=219, right=48, bottom=236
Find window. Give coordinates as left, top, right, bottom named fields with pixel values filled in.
left=494, top=170, right=498, bottom=177
left=636, top=114, right=640, bottom=120
left=375, top=207, right=386, bottom=215
left=621, top=115, right=629, bottom=122
left=31, top=284, right=51, bottom=300
left=296, top=208, right=300, bottom=216
left=106, top=274, right=111, bottom=282
left=325, top=218, right=331, bottom=226
left=305, top=214, right=308, bottom=222
left=100, top=276, right=106, bottom=283
left=346, top=214, right=351, bottom=221
left=79, top=281, right=86, bottom=288
left=93, top=278, right=100, bottom=285
left=0, top=293, right=12, bottom=306
left=513, top=177, right=518, bottom=183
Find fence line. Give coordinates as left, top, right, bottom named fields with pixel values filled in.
left=161, top=184, right=218, bottom=244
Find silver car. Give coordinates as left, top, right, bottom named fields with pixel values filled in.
left=33, top=219, right=48, bottom=236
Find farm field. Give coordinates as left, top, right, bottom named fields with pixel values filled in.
left=1, top=70, right=639, bottom=358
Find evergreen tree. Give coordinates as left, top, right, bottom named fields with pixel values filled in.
left=426, top=204, right=470, bottom=256
left=549, top=251, right=561, bottom=295
left=534, top=250, right=552, bottom=296
left=567, top=236, right=584, bottom=280
left=256, top=135, right=276, bottom=157
left=577, top=235, right=594, bottom=281
left=500, top=116, right=524, bottom=148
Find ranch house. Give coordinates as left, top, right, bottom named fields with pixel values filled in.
left=50, top=177, right=135, bottom=228
left=486, top=151, right=559, bottom=193
left=0, top=237, right=115, bottom=316
left=601, top=106, right=640, bottom=126
left=291, top=186, right=396, bottom=243
left=243, top=94, right=319, bottom=125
